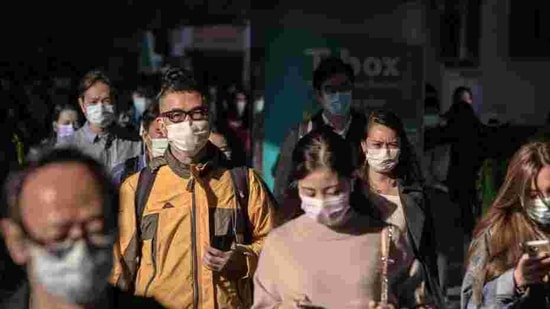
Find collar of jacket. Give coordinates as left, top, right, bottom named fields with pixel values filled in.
left=164, top=142, right=221, bottom=179
left=398, top=178, right=426, bottom=255
left=310, top=110, right=366, bottom=141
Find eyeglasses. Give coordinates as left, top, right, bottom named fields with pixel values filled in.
left=18, top=221, right=115, bottom=257
left=161, top=108, right=208, bottom=123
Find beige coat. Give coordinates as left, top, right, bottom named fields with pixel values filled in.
left=252, top=214, right=431, bottom=308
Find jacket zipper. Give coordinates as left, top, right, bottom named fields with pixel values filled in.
left=191, top=179, right=200, bottom=308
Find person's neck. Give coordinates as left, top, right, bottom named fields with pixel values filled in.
left=88, top=123, right=106, bottom=135
left=323, top=111, right=350, bottom=132
left=368, top=168, right=397, bottom=187
left=30, top=284, right=91, bottom=309
left=170, top=147, right=193, bottom=165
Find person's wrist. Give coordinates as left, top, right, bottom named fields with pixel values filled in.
left=513, top=267, right=527, bottom=295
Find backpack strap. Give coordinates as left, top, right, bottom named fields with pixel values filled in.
left=229, top=166, right=250, bottom=244
left=135, top=166, right=159, bottom=238
left=121, top=156, right=140, bottom=185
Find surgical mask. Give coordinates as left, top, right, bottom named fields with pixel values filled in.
left=86, top=104, right=115, bottom=128
left=236, top=100, right=246, bottom=117
left=525, top=197, right=550, bottom=227
left=57, top=124, right=75, bottom=138
left=300, top=192, right=352, bottom=226
left=29, top=240, right=113, bottom=304
left=223, top=150, right=232, bottom=160
left=322, top=91, right=352, bottom=116
left=151, top=138, right=169, bottom=158
left=366, top=148, right=400, bottom=173
left=166, top=120, right=210, bottom=157
left=56, top=124, right=75, bottom=144
left=133, top=97, right=147, bottom=118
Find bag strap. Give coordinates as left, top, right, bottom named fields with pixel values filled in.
left=380, top=225, right=393, bottom=305
left=121, top=156, right=140, bottom=185
left=135, top=167, right=158, bottom=238
left=229, top=166, right=250, bottom=244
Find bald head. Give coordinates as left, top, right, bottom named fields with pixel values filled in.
left=19, top=162, right=105, bottom=244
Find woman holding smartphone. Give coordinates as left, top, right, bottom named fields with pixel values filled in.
left=462, top=141, right=550, bottom=308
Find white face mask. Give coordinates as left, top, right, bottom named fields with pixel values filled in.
left=86, top=104, right=115, bottom=128
left=300, top=192, right=352, bottom=226
left=223, top=150, right=232, bottom=160
left=236, top=100, right=247, bottom=117
left=525, top=197, right=550, bottom=227
left=151, top=138, right=169, bottom=158
left=29, top=240, right=113, bottom=304
left=166, top=120, right=210, bottom=157
left=133, top=97, right=147, bottom=117
left=366, top=148, right=400, bottom=173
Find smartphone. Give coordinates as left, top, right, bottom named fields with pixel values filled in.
left=523, top=240, right=550, bottom=257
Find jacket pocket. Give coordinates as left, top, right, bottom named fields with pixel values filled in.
left=211, top=208, right=236, bottom=252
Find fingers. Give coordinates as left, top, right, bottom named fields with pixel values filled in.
left=206, top=246, right=224, bottom=257
left=203, top=246, right=231, bottom=272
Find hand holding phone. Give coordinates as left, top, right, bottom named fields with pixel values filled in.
left=515, top=240, right=550, bottom=287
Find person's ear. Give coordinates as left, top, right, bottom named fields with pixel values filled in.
left=157, top=118, right=167, bottom=136
left=1, top=219, right=29, bottom=265
left=361, top=140, right=368, bottom=154
left=78, top=97, right=86, bottom=115
left=52, top=121, right=58, bottom=133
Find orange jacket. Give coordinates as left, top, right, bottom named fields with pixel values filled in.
left=111, top=148, right=274, bottom=308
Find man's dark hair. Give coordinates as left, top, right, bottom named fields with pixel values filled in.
left=4, top=148, right=119, bottom=234
left=313, top=57, right=355, bottom=91
left=142, top=101, right=160, bottom=132
left=157, top=66, right=204, bottom=101
left=452, top=86, right=472, bottom=104
left=78, top=70, right=115, bottom=99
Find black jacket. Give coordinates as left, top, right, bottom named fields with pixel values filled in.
left=360, top=180, right=446, bottom=308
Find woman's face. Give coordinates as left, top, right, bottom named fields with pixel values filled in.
left=54, top=109, right=79, bottom=131
left=530, top=165, right=550, bottom=199
left=361, top=123, right=399, bottom=154
left=298, top=168, right=351, bottom=200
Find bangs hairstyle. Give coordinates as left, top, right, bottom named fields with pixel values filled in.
left=4, top=148, right=119, bottom=235
left=290, top=126, right=355, bottom=184
left=361, top=109, right=423, bottom=185
left=156, top=67, right=206, bottom=104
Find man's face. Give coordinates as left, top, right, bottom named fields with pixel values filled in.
left=4, top=163, right=107, bottom=266
left=78, top=82, right=113, bottom=117
left=316, top=73, right=353, bottom=104
left=461, top=92, right=473, bottom=105
left=142, top=117, right=166, bottom=151
left=158, top=91, right=207, bottom=134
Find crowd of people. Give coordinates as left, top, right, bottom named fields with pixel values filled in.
left=0, top=56, right=549, bottom=309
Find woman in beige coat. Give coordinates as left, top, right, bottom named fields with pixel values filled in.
left=253, top=127, right=435, bottom=308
